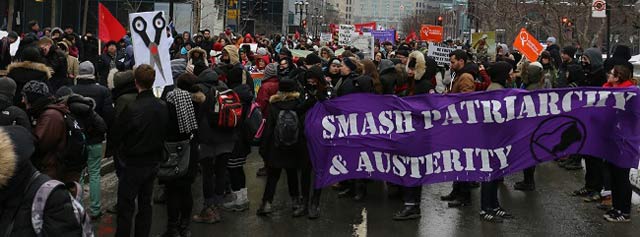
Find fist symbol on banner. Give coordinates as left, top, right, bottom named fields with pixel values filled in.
left=329, top=155, right=349, bottom=175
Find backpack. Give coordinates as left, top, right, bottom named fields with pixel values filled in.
left=210, top=89, right=243, bottom=128
left=51, top=108, right=88, bottom=171
left=157, top=138, right=192, bottom=181
left=31, top=178, right=94, bottom=237
left=0, top=105, right=17, bottom=126
left=274, top=109, right=299, bottom=147
left=245, top=102, right=265, bottom=143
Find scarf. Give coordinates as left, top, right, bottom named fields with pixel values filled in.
left=166, top=88, right=198, bottom=134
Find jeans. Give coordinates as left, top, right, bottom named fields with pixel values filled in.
left=200, top=154, right=229, bottom=206
left=79, top=143, right=103, bottom=216
left=262, top=168, right=299, bottom=202
left=481, top=181, right=499, bottom=211
left=607, top=162, right=632, bottom=214
left=116, top=165, right=157, bottom=237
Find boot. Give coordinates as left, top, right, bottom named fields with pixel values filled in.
left=513, top=181, right=535, bottom=191
left=353, top=181, right=367, bottom=201
left=179, top=218, right=192, bottom=237
left=293, top=197, right=308, bottom=217
left=440, top=190, right=458, bottom=201
left=192, top=205, right=221, bottom=224
left=447, top=196, right=471, bottom=208
left=256, top=167, right=268, bottom=177
left=256, top=201, right=273, bottom=216
left=222, top=189, right=250, bottom=212
left=308, top=198, right=320, bottom=220
left=392, top=205, right=421, bottom=220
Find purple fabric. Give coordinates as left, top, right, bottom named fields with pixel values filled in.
left=305, top=88, right=640, bottom=188
left=372, top=30, right=395, bottom=45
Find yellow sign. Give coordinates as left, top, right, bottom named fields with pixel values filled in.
left=228, top=0, right=238, bottom=6
left=227, top=10, right=238, bottom=19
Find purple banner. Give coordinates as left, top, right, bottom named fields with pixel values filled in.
left=372, top=30, right=395, bottom=45
left=305, top=88, right=640, bottom=188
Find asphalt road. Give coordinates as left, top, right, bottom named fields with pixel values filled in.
left=91, top=150, right=640, bottom=237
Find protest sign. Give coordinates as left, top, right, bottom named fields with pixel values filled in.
left=354, top=22, right=377, bottom=33
left=351, top=34, right=375, bottom=59
left=129, top=11, right=173, bottom=88
left=512, top=28, right=544, bottom=62
left=239, top=43, right=258, bottom=53
left=427, top=43, right=458, bottom=66
left=339, top=24, right=356, bottom=46
left=420, top=25, right=444, bottom=43
left=372, top=30, right=396, bottom=44
left=305, top=88, right=640, bottom=188
left=321, top=33, right=333, bottom=44
left=472, top=31, right=496, bottom=62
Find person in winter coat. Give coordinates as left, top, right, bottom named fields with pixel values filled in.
left=256, top=78, right=304, bottom=216
left=191, top=69, right=235, bottom=224
left=604, top=45, right=633, bottom=73
left=187, top=47, right=209, bottom=70
left=377, top=59, right=399, bottom=94
left=335, top=57, right=363, bottom=96
left=71, top=61, right=115, bottom=127
left=160, top=73, right=201, bottom=237
left=0, top=32, right=18, bottom=70
left=545, top=37, right=562, bottom=69
left=111, top=70, right=137, bottom=119
left=56, top=41, right=79, bottom=82
left=602, top=65, right=636, bottom=223
left=539, top=51, right=558, bottom=88
left=254, top=63, right=279, bottom=176
left=557, top=46, right=582, bottom=88
left=0, top=77, right=31, bottom=130
left=200, top=29, right=215, bottom=58
left=478, top=61, right=515, bottom=223
left=579, top=48, right=607, bottom=87
left=441, top=50, right=476, bottom=208
left=405, top=51, right=435, bottom=95
left=0, top=126, right=84, bottom=236
left=324, top=57, right=342, bottom=86
left=38, top=37, right=69, bottom=92
left=98, top=41, right=124, bottom=86
left=81, top=32, right=99, bottom=65
left=320, top=46, right=335, bottom=62
left=361, top=60, right=384, bottom=94
left=6, top=47, right=52, bottom=109
left=21, top=81, right=72, bottom=183
left=111, top=65, right=168, bottom=237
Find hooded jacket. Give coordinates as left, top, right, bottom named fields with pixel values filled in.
left=260, top=91, right=305, bottom=168
left=257, top=65, right=280, bottom=117
left=61, top=94, right=107, bottom=145
left=525, top=62, right=544, bottom=91
left=0, top=126, right=83, bottom=237
left=194, top=69, right=236, bottom=157
left=580, top=48, right=606, bottom=87
left=487, top=61, right=512, bottom=90
left=447, top=63, right=477, bottom=93
left=187, top=47, right=210, bottom=68
left=223, top=45, right=241, bottom=65
left=28, top=100, right=69, bottom=179
left=407, top=51, right=436, bottom=95
left=42, top=48, right=69, bottom=93
left=6, top=61, right=52, bottom=108
left=320, top=46, right=335, bottom=61
left=604, top=45, right=633, bottom=72
left=111, top=70, right=137, bottom=118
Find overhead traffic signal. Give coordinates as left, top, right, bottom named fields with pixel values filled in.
left=437, top=16, right=443, bottom=26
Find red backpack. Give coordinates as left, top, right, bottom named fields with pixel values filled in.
left=212, top=89, right=243, bottom=128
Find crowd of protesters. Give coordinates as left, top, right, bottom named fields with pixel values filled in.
left=0, top=19, right=639, bottom=237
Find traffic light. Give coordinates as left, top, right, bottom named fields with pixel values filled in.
left=302, top=19, right=307, bottom=28
left=562, top=16, right=568, bottom=24
left=437, top=16, right=443, bottom=26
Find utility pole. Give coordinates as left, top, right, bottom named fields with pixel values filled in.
left=169, top=0, right=174, bottom=22
left=606, top=1, right=610, bottom=59
left=7, top=0, right=14, bottom=32
left=194, top=0, right=201, bottom=34
left=82, top=0, right=89, bottom=34
left=51, top=0, right=57, bottom=28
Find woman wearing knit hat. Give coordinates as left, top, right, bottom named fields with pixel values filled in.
left=334, top=57, right=361, bottom=97
left=257, top=78, right=304, bottom=216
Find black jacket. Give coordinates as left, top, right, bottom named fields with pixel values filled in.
left=0, top=37, right=12, bottom=70
left=604, top=45, right=633, bottom=72
left=6, top=61, right=52, bottom=108
left=260, top=91, right=305, bottom=168
left=71, top=79, right=115, bottom=127
left=63, top=94, right=107, bottom=145
left=0, top=126, right=82, bottom=237
left=98, top=52, right=125, bottom=86
left=81, top=36, right=99, bottom=65
left=111, top=90, right=168, bottom=166
left=547, top=44, right=562, bottom=69
left=42, top=49, right=69, bottom=92
left=378, top=59, right=398, bottom=95
left=557, top=59, right=583, bottom=88
left=194, top=69, right=236, bottom=157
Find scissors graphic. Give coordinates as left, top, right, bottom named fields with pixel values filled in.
left=133, top=12, right=167, bottom=82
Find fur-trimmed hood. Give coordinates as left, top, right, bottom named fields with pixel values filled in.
left=192, top=91, right=206, bottom=104
left=269, top=91, right=300, bottom=103
left=0, top=128, right=17, bottom=188
left=6, top=61, right=53, bottom=79
left=188, top=47, right=209, bottom=66
left=407, top=51, right=426, bottom=81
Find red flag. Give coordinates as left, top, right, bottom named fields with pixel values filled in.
left=99, top=3, right=126, bottom=43
left=405, top=31, right=417, bottom=43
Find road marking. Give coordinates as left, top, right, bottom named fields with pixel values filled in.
left=352, top=207, right=367, bottom=237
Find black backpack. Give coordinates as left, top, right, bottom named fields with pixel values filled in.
left=274, top=109, right=299, bottom=147
left=51, top=108, right=88, bottom=171
left=0, top=104, right=17, bottom=126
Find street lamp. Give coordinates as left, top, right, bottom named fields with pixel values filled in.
left=311, top=7, right=323, bottom=39
left=295, top=1, right=309, bottom=35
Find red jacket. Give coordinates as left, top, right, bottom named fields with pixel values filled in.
left=256, top=76, right=279, bottom=117
left=603, top=80, right=635, bottom=88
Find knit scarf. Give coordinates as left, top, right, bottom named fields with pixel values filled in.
left=166, top=88, right=198, bottom=134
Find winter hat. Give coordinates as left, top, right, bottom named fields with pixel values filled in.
left=257, top=47, right=268, bottom=56
left=546, top=37, right=557, bottom=44
left=263, top=63, right=278, bottom=79
left=21, top=81, right=51, bottom=103
left=0, top=77, right=17, bottom=101
left=55, top=86, right=74, bottom=98
left=76, top=61, right=96, bottom=80
left=278, top=78, right=297, bottom=92
left=561, top=46, right=577, bottom=58
left=343, top=57, right=358, bottom=72
left=329, top=57, right=342, bottom=65
left=213, top=42, right=224, bottom=52
left=304, top=53, right=323, bottom=65
left=22, top=47, right=42, bottom=62
left=171, top=58, right=187, bottom=80
left=396, top=49, right=410, bottom=58
left=279, top=47, right=292, bottom=59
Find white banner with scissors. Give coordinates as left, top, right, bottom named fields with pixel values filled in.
left=129, top=11, right=174, bottom=88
